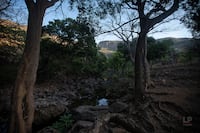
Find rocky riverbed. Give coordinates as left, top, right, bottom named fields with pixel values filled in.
left=0, top=63, right=200, bottom=133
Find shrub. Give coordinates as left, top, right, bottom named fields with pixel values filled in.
left=51, top=114, right=74, bottom=133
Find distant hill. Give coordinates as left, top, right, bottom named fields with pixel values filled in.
left=0, top=19, right=26, bottom=64
left=98, top=41, right=122, bottom=51
left=0, top=19, right=26, bottom=46
left=157, top=37, right=199, bottom=52
left=98, top=38, right=199, bottom=56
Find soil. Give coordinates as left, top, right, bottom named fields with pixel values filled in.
left=145, top=63, right=200, bottom=132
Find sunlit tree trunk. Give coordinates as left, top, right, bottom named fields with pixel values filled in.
left=8, top=0, right=58, bottom=132
left=9, top=6, right=45, bottom=133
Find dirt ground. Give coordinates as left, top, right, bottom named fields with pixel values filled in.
left=144, top=63, right=200, bottom=132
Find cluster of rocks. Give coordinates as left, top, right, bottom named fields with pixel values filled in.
left=0, top=77, right=133, bottom=132
left=38, top=101, right=129, bottom=133
left=33, top=77, right=105, bottom=128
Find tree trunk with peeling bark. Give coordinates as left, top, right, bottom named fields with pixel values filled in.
left=135, top=32, right=147, bottom=101
left=8, top=0, right=58, bottom=133
left=134, top=0, right=179, bottom=102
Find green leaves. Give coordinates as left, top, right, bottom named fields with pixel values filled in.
left=51, top=114, right=74, bottom=133
left=147, top=37, right=174, bottom=62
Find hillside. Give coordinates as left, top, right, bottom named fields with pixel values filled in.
left=0, top=19, right=26, bottom=46
left=157, top=37, right=199, bottom=52
left=98, top=38, right=199, bottom=56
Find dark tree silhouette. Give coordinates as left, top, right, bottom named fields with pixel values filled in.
left=97, top=0, right=180, bottom=102
left=181, top=0, right=200, bottom=38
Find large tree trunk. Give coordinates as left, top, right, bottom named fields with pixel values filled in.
left=144, top=38, right=151, bottom=90
left=135, top=32, right=146, bottom=101
left=9, top=6, right=45, bottom=133
left=134, top=0, right=179, bottom=104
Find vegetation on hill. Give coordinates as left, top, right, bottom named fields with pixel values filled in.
left=0, top=20, right=25, bottom=85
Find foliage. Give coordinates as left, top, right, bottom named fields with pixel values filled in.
left=117, top=42, right=135, bottom=61
left=43, top=18, right=97, bottom=57
left=0, top=24, right=26, bottom=44
left=108, top=52, right=125, bottom=72
left=38, top=18, right=109, bottom=79
left=43, top=18, right=95, bottom=45
left=104, top=51, right=134, bottom=79
left=0, top=45, right=23, bottom=64
left=147, top=37, right=174, bottom=63
left=177, top=41, right=200, bottom=63
left=51, top=114, right=74, bottom=133
left=181, top=0, right=200, bottom=39
left=0, top=21, right=25, bottom=85
left=0, top=21, right=25, bottom=64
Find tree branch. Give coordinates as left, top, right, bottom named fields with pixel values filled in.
left=43, top=0, right=60, bottom=9
left=0, top=0, right=12, bottom=12
left=25, top=0, right=35, bottom=10
left=149, top=0, right=179, bottom=28
left=97, top=17, right=139, bottom=35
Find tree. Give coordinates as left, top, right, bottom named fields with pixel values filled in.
left=147, top=37, right=174, bottom=63
left=41, top=18, right=100, bottom=76
left=181, top=0, right=200, bottom=39
left=125, top=1, right=179, bottom=101
left=97, top=0, right=179, bottom=102
left=43, top=18, right=97, bottom=56
left=0, top=0, right=12, bottom=18
left=108, top=12, right=137, bottom=64
left=9, top=0, right=59, bottom=133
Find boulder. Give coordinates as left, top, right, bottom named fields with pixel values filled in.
left=111, top=127, right=130, bottom=133
left=73, top=106, right=108, bottom=121
left=109, top=102, right=128, bottom=113
left=34, top=103, right=67, bottom=127
left=69, top=120, right=94, bottom=133
left=37, top=127, right=59, bottom=133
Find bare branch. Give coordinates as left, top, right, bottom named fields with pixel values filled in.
left=125, top=2, right=137, bottom=10
left=149, top=0, right=179, bottom=28
left=43, top=0, right=60, bottom=9
left=97, top=17, right=139, bottom=35
left=0, top=0, right=11, bottom=12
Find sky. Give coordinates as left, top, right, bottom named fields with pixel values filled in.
left=12, top=0, right=192, bottom=44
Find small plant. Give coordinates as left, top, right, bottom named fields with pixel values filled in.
left=51, top=114, right=74, bottom=133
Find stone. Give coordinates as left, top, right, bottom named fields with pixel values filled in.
left=111, top=127, right=130, bottom=133
left=109, top=102, right=128, bottom=113
left=37, top=127, right=59, bottom=133
left=69, top=120, right=94, bottom=133
left=73, top=106, right=108, bottom=121
left=34, top=104, right=67, bottom=127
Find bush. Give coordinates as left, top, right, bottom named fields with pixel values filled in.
left=38, top=37, right=108, bottom=80
left=51, top=114, right=74, bottom=133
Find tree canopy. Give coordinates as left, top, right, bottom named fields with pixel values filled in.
left=181, top=0, right=200, bottom=38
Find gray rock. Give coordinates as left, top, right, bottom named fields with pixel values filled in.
left=34, top=104, right=67, bottom=126
left=69, top=120, right=94, bottom=133
left=73, top=106, right=108, bottom=121
left=109, top=102, right=128, bottom=113
left=37, top=127, right=59, bottom=133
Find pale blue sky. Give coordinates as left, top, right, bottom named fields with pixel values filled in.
left=13, top=0, right=192, bottom=44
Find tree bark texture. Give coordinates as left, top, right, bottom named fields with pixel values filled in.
left=134, top=32, right=148, bottom=101
left=9, top=4, right=45, bottom=133
left=134, top=0, right=179, bottom=102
